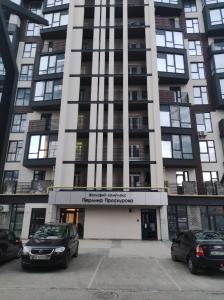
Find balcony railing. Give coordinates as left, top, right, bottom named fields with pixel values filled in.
left=28, top=119, right=59, bottom=132
left=3, top=180, right=53, bottom=194
left=166, top=181, right=224, bottom=195
left=159, top=90, right=189, bottom=103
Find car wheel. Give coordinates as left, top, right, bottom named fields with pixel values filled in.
left=73, top=245, right=79, bottom=258
left=61, top=251, right=70, bottom=269
left=16, top=247, right=23, bottom=259
left=187, top=257, right=198, bottom=275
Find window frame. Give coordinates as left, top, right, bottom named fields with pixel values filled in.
left=193, top=86, right=208, bottom=104
left=188, top=40, right=202, bottom=56
left=7, top=141, right=23, bottom=162
left=38, top=54, right=64, bottom=75
left=28, top=134, right=57, bottom=159
left=199, top=140, right=216, bottom=162
left=186, top=18, right=199, bottom=33
left=19, top=64, right=33, bottom=81
left=157, top=53, right=185, bottom=74
left=11, top=114, right=27, bottom=133
left=162, top=135, right=193, bottom=159
left=196, top=112, right=212, bottom=132
left=191, top=62, right=205, bottom=80
left=15, top=88, right=30, bottom=106
left=23, top=43, right=37, bottom=58
left=34, top=80, right=62, bottom=102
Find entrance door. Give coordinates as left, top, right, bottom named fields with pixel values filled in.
left=60, top=208, right=85, bottom=239
left=141, top=209, right=157, bottom=240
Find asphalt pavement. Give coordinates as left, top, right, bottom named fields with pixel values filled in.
left=0, top=240, right=224, bottom=300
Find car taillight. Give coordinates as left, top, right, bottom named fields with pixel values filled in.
left=196, top=245, right=204, bottom=257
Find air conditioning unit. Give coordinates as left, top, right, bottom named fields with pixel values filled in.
left=198, top=131, right=207, bottom=138
left=0, top=205, right=10, bottom=213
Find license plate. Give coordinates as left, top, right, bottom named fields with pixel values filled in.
left=211, top=251, right=224, bottom=256
left=31, top=255, right=49, bottom=260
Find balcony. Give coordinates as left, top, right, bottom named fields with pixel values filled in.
left=167, top=181, right=224, bottom=195
left=159, top=90, right=189, bottom=104
left=3, top=180, right=53, bottom=194
left=155, top=0, right=183, bottom=16
left=28, top=119, right=59, bottom=133
left=203, top=2, right=224, bottom=36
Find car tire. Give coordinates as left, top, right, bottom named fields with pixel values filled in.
left=61, top=251, right=70, bottom=269
left=171, top=250, right=178, bottom=261
left=187, top=257, right=199, bottom=275
left=73, top=245, right=79, bottom=258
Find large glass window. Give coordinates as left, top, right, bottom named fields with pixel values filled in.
left=15, top=88, right=30, bottom=106
left=186, top=19, right=199, bottom=33
left=0, top=57, right=5, bottom=76
left=157, top=53, right=185, bottom=74
left=23, top=43, right=37, bottom=58
left=199, top=140, right=216, bottom=162
left=39, top=54, right=64, bottom=75
left=34, top=80, right=62, bottom=101
left=191, top=63, right=205, bottom=79
left=203, top=171, right=218, bottom=182
left=184, top=0, right=197, bottom=12
left=26, top=23, right=41, bottom=36
left=213, top=54, right=224, bottom=73
left=205, top=0, right=224, bottom=3
left=11, top=114, right=27, bottom=133
left=188, top=40, right=202, bottom=56
left=196, top=113, right=212, bottom=132
left=193, top=86, right=208, bottom=104
left=19, top=65, right=33, bottom=81
left=220, top=79, right=224, bottom=100
left=156, top=30, right=184, bottom=49
left=44, top=11, right=68, bottom=28
left=28, top=135, right=57, bottom=159
left=210, top=8, right=224, bottom=26
left=7, top=141, right=23, bottom=162
left=46, top=0, right=69, bottom=7
left=160, top=106, right=191, bottom=128
left=162, top=135, right=193, bottom=159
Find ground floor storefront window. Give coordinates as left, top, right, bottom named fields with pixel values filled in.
left=168, top=205, right=224, bottom=240
left=0, top=204, right=25, bottom=237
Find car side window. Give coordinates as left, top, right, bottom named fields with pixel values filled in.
left=8, top=232, right=15, bottom=241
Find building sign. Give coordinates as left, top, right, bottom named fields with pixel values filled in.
left=81, top=192, right=134, bottom=204
left=49, top=190, right=168, bottom=206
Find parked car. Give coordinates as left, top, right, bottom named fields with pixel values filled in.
left=21, top=223, right=79, bottom=270
left=0, top=229, right=22, bottom=263
left=171, top=230, right=224, bottom=274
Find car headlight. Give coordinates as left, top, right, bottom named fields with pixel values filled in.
left=54, top=247, right=65, bottom=253
left=23, top=246, right=31, bottom=255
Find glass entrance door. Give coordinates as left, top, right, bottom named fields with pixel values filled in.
left=60, top=208, right=85, bottom=238
left=141, top=209, right=157, bottom=240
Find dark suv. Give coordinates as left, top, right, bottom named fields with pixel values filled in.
left=21, top=223, right=79, bottom=269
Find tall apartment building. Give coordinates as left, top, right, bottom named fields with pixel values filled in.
left=0, top=0, right=224, bottom=240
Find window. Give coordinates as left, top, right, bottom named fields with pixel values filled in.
left=28, top=135, right=57, bottom=159
left=213, top=54, right=224, bottom=73
left=191, top=63, right=205, bottom=79
left=33, top=170, right=46, bottom=181
left=210, top=8, right=224, bottom=26
left=205, top=0, right=224, bottom=3
left=7, top=141, right=23, bottom=162
left=157, top=53, right=185, bottom=74
left=44, top=11, right=68, bottom=28
left=0, top=57, right=5, bottom=75
left=23, top=43, right=37, bottom=58
left=184, top=0, right=197, bottom=13
left=15, top=88, right=30, bottom=106
left=39, top=54, right=64, bottom=75
left=129, top=117, right=143, bottom=129
left=19, top=65, right=33, bottom=81
left=220, top=79, right=224, bottom=100
left=3, top=170, right=19, bottom=183
left=34, top=80, right=62, bottom=101
left=186, top=19, right=199, bottom=33
left=160, top=106, right=191, bottom=128
left=46, top=0, right=69, bottom=7
left=176, top=171, right=189, bottom=185
left=189, top=40, right=202, bottom=56
left=3, top=170, right=19, bottom=193
left=155, top=0, right=178, bottom=3
left=26, top=23, right=41, bottom=36
left=129, top=145, right=140, bottom=160
left=156, top=30, right=184, bottom=49
left=196, top=113, right=212, bottom=132
left=193, top=86, right=208, bottom=104
left=162, top=135, right=193, bottom=159
left=203, top=171, right=218, bottom=182
left=199, top=141, right=216, bottom=162
left=11, top=114, right=27, bottom=133
left=30, top=2, right=42, bottom=15
left=129, top=173, right=141, bottom=187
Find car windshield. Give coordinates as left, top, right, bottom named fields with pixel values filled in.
left=33, top=225, right=68, bottom=240
left=195, top=231, right=224, bottom=242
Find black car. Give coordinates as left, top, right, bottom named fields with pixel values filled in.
left=21, top=223, right=79, bottom=270
left=0, top=229, right=22, bottom=263
left=171, top=230, right=224, bottom=274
